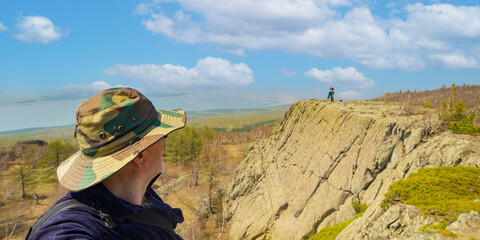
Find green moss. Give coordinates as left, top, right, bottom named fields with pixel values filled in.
left=418, top=221, right=460, bottom=237
left=308, top=219, right=355, bottom=240
left=353, top=203, right=368, bottom=213
left=464, top=149, right=476, bottom=154
left=382, top=166, right=480, bottom=233
left=308, top=204, right=368, bottom=240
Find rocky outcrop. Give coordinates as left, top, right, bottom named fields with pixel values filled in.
left=447, top=211, right=480, bottom=239
left=155, top=174, right=196, bottom=196
left=225, top=100, right=480, bottom=240
left=340, top=204, right=479, bottom=240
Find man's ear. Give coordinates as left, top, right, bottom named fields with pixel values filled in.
left=133, top=152, right=147, bottom=167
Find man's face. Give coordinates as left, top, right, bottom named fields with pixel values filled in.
left=145, top=137, right=167, bottom=177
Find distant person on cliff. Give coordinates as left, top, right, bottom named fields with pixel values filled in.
left=26, top=88, right=186, bottom=240
left=327, top=86, right=334, bottom=102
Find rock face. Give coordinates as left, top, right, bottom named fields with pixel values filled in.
left=447, top=211, right=480, bottom=239
left=225, top=100, right=480, bottom=240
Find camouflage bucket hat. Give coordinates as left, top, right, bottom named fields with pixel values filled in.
left=57, top=87, right=186, bottom=191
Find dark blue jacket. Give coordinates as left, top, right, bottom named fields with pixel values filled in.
left=30, top=183, right=184, bottom=240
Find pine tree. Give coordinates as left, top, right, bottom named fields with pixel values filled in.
left=164, top=126, right=204, bottom=166
left=39, top=140, right=76, bottom=168
left=438, top=83, right=480, bottom=134
left=17, top=145, right=38, bottom=198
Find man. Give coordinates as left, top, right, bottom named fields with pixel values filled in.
left=327, top=86, right=334, bottom=102
left=28, top=88, right=186, bottom=239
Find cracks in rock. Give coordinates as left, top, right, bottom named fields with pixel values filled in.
left=341, top=187, right=354, bottom=196
left=438, top=146, right=446, bottom=166
left=303, top=208, right=337, bottom=240
left=274, top=203, right=289, bottom=220
left=297, top=179, right=326, bottom=217
left=351, top=121, right=402, bottom=195
left=453, top=157, right=462, bottom=166
left=372, top=179, right=384, bottom=202
left=324, top=178, right=354, bottom=196
left=315, top=105, right=329, bottom=124
left=248, top=196, right=286, bottom=240
left=331, top=111, right=348, bottom=136
left=286, top=110, right=354, bottom=180
left=383, top=122, right=397, bottom=139
left=378, top=143, right=396, bottom=172
left=244, top=219, right=272, bottom=240
left=236, top=102, right=440, bottom=239
left=340, top=133, right=360, bottom=158
left=415, top=151, right=428, bottom=168
left=276, top=127, right=293, bottom=151
left=364, top=118, right=375, bottom=133
left=350, top=127, right=369, bottom=190
left=251, top=232, right=267, bottom=240
left=296, top=174, right=354, bottom=219
left=328, top=119, right=362, bottom=169
left=362, top=141, right=398, bottom=192
left=402, top=129, right=411, bottom=141
left=311, top=117, right=372, bottom=199
left=242, top=221, right=257, bottom=239
left=269, top=164, right=288, bottom=218
left=402, top=162, right=412, bottom=177
left=324, top=110, right=352, bottom=147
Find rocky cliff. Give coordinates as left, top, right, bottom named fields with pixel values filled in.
left=225, top=99, right=480, bottom=239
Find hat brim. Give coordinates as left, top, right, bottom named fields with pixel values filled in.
left=57, top=109, right=186, bottom=191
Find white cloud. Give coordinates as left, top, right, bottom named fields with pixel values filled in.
left=59, top=81, right=117, bottom=92
left=142, top=11, right=201, bottom=44
left=14, top=16, right=68, bottom=43
left=135, top=3, right=153, bottom=15
left=326, top=0, right=352, bottom=7
left=400, top=3, right=480, bottom=40
left=140, top=0, right=335, bottom=46
left=225, top=48, right=246, bottom=56
left=102, top=57, right=254, bottom=88
left=428, top=54, right=478, bottom=69
left=0, top=22, right=7, bottom=32
left=281, top=69, right=297, bottom=76
left=139, top=1, right=480, bottom=71
left=305, top=67, right=374, bottom=88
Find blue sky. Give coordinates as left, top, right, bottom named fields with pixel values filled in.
left=0, top=0, right=479, bottom=131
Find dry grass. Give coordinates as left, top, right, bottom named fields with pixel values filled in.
left=0, top=166, right=65, bottom=240
left=154, top=143, right=245, bottom=240
left=371, top=84, right=480, bottom=124
left=0, top=140, right=67, bottom=239
left=154, top=124, right=274, bottom=239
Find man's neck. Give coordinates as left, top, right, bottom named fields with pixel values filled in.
left=102, top=171, right=148, bottom=206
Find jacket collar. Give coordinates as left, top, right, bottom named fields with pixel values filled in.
left=71, top=183, right=139, bottom=216
left=69, top=178, right=184, bottom=224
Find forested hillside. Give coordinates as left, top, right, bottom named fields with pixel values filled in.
left=0, top=107, right=285, bottom=239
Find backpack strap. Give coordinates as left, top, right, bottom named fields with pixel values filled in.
left=25, top=199, right=96, bottom=240
left=92, top=199, right=176, bottom=231
left=123, top=209, right=175, bottom=231
left=25, top=198, right=177, bottom=240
